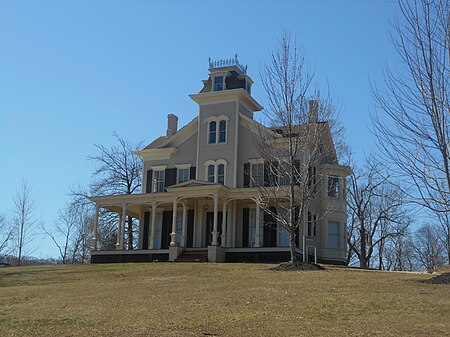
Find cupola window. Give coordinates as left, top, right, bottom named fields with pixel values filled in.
left=213, top=76, right=224, bottom=91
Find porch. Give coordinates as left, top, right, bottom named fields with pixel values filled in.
left=89, top=180, right=316, bottom=263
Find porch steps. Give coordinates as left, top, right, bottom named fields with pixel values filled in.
left=175, top=249, right=208, bottom=263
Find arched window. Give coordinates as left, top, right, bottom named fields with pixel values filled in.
left=219, top=120, right=226, bottom=143
left=217, top=164, right=225, bottom=184
left=207, top=165, right=215, bottom=182
left=209, top=121, right=217, bottom=144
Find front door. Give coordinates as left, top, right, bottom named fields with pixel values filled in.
left=205, top=212, right=223, bottom=246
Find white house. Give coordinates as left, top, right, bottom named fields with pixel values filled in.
left=90, top=57, right=350, bottom=264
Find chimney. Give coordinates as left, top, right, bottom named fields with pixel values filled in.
left=308, top=99, right=318, bottom=124
left=166, top=113, right=178, bottom=137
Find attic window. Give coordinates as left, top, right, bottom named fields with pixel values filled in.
left=213, top=76, right=224, bottom=91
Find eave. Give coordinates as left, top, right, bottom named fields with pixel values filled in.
left=134, top=147, right=177, bottom=160
left=190, top=88, right=263, bottom=112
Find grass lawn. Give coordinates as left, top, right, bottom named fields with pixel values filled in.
left=0, top=263, right=449, bottom=337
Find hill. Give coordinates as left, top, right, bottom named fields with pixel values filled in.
left=0, top=263, right=449, bottom=336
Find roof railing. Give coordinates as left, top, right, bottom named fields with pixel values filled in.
left=208, top=54, right=247, bottom=73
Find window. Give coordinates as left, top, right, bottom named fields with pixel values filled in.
left=217, top=164, right=225, bottom=184
left=206, top=116, right=229, bottom=145
left=204, top=160, right=227, bottom=185
left=219, top=120, right=227, bottom=143
left=213, top=76, right=224, bottom=91
left=328, top=222, right=340, bottom=248
left=154, top=170, right=165, bottom=193
left=251, top=163, right=264, bottom=187
left=209, top=121, right=217, bottom=144
left=279, top=161, right=290, bottom=186
left=307, top=211, right=317, bottom=237
left=207, top=165, right=215, bottom=182
left=178, top=168, right=189, bottom=184
left=328, top=176, right=340, bottom=198
left=176, top=210, right=183, bottom=246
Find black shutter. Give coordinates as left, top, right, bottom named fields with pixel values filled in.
left=165, top=168, right=177, bottom=189
left=264, top=162, right=270, bottom=187
left=186, top=210, right=194, bottom=248
left=190, top=166, right=196, bottom=180
left=146, top=170, right=153, bottom=193
left=142, top=212, right=150, bottom=249
left=264, top=161, right=279, bottom=187
left=243, top=163, right=250, bottom=188
left=242, top=208, right=249, bottom=247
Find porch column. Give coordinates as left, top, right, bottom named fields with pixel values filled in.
left=227, top=201, right=233, bottom=247
left=92, top=204, right=99, bottom=250
left=255, top=204, right=261, bottom=248
left=170, top=197, right=178, bottom=247
left=211, top=193, right=219, bottom=245
left=119, top=204, right=127, bottom=250
left=116, top=212, right=121, bottom=250
left=221, top=200, right=227, bottom=247
left=149, top=202, right=157, bottom=250
left=180, top=202, right=187, bottom=248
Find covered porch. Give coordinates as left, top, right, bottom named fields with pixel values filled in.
left=89, top=180, right=312, bottom=263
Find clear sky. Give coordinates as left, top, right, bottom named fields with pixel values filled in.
left=0, top=0, right=400, bottom=258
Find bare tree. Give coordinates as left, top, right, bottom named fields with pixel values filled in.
left=252, top=32, right=342, bottom=263
left=413, top=223, right=446, bottom=270
left=372, top=0, right=450, bottom=260
left=73, top=132, right=143, bottom=250
left=383, top=228, right=416, bottom=271
left=0, top=213, right=13, bottom=263
left=12, top=181, right=36, bottom=266
left=347, top=158, right=411, bottom=268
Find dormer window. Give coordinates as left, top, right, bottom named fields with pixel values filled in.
left=213, top=76, right=224, bottom=91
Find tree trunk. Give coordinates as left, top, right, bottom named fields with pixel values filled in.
left=290, top=234, right=297, bottom=263
left=360, top=225, right=367, bottom=268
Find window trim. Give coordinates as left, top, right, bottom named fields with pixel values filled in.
left=328, top=175, right=340, bottom=199
left=205, top=116, right=229, bottom=145
left=250, top=162, right=264, bottom=187
left=153, top=169, right=165, bottom=193
left=327, top=221, right=340, bottom=248
left=175, top=164, right=192, bottom=184
left=213, top=75, right=224, bottom=91
left=204, top=159, right=228, bottom=185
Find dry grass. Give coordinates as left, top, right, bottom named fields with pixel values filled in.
left=0, top=263, right=449, bottom=337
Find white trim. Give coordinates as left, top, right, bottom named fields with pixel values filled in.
left=206, top=116, right=229, bottom=145
left=248, top=158, right=264, bottom=165
left=203, top=159, right=228, bottom=185
left=204, top=115, right=230, bottom=123
left=175, top=163, right=192, bottom=169
left=150, top=165, right=167, bottom=171
left=233, top=102, right=239, bottom=188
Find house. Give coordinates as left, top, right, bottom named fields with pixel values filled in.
left=89, top=56, right=350, bottom=264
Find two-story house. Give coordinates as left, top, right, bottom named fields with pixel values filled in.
left=90, top=57, right=350, bottom=264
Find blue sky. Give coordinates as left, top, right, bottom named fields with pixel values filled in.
left=0, top=0, right=400, bottom=258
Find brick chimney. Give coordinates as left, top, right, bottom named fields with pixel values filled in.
left=166, top=113, right=178, bottom=137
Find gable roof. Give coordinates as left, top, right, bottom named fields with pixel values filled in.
left=143, top=116, right=198, bottom=151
